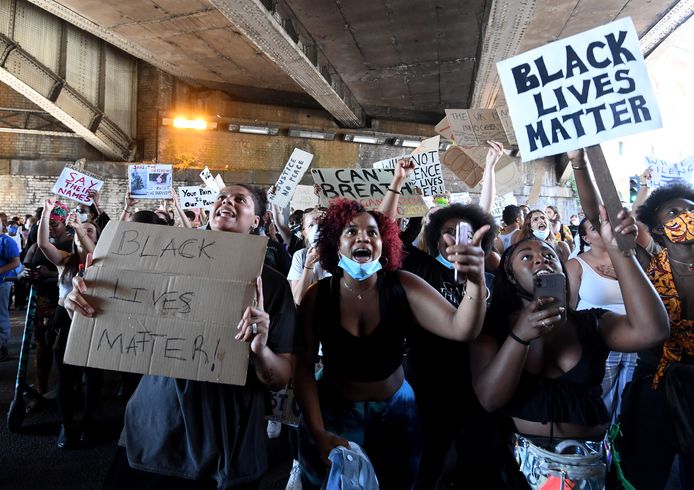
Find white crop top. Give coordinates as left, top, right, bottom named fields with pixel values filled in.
left=574, top=255, right=625, bottom=315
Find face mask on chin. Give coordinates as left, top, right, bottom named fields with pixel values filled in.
left=532, top=228, right=550, bottom=240
left=338, top=254, right=382, bottom=281
left=663, top=210, right=694, bottom=244
left=436, top=253, right=454, bottom=269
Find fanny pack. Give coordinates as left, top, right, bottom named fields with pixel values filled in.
left=513, top=433, right=608, bottom=489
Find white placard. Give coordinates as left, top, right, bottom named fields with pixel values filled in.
left=497, top=17, right=661, bottom=161
left=214, top=174, right=226, bottom=190
left=178, top=186, right=216, bottom=209
left=291, top=184, right=319, bottom=212
left=646, top=156, right=694, bottom=189
left=268, top=148, right=314, bottom=208
left=200, top=167, right=220, bottom=193
left=52, top=166, right=104, bottom=205
left=128, top=164, right=173, bottom=199
left=371, top=136, right=445, bottom=197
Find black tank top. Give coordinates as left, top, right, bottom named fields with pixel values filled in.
left=315, top=271, right=412, bottom=382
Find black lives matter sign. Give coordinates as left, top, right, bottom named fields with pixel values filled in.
left=497, top=17, right=661, bottom=161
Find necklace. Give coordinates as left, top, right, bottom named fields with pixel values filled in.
left=342, top=279, right=373, bottom=300
left=668, top=255, right=694, bottom=272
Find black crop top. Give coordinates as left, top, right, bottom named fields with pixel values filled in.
left=485, top=308, right=610, bottom=425
left=315, top=271, right=413, bottom=382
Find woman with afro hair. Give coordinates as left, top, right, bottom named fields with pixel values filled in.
left=294, top=198, right=490, bottom=489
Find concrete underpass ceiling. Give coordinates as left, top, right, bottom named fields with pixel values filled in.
left=33, top=0, right=691, bottom=127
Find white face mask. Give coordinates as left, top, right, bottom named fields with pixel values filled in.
left=533, top=228, right=550, bottom=240
left=77, top=212, right=89, bottom=223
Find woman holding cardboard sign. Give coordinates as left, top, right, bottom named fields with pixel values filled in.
left=65, top=184, right=297, bottom=489
left=294, top=198, right=489, bottom=489
left=37, top=198, right=101, bottom=449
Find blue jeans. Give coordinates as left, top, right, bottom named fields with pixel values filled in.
left=299, top=380, right=421, bottom=490
left=0, top=281, right=12, bottom=349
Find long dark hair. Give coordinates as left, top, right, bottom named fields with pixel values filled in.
left=60, top=220, right=101, bottom=284
left=485, top=238, right=571, bottom=339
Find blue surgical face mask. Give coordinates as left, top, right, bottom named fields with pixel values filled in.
left=338, top=254, right=382, bottom=281
left=436, top=253, right=454, bottom=269
left=532, top=228, right=550, bottom=240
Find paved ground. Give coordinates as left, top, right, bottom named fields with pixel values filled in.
left=0, top=310, right=292, bottom=489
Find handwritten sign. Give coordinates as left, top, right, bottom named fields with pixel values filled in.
left=371, top=137, right=445, bottom=197
left=445, top=109, right=510, bottom=147
left=178, top=186, right=216, bottom=209
left=646, top=156, right=694, bottom=188
left=52, top=166, right=104, bottom=205
left=311, top=168, right=428, bottom=218
left=497, top=17, right=661, bottom=161
left=435, top=116, right=454, bottom=141
left=268, top=148, right=314, bottom=208
left=200, top=167, right=220, bottom=193
left=129, top=164, right=173, bottom=199
left=64, top=221, right=267, bottom=386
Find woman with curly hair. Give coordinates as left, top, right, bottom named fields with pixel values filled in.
left=513, top=209, right=571, bottom=262
left=617, top=182, right=694, bottom=488
left=294, top=198, right=489, bottom=489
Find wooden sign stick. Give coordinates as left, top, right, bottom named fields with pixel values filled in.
left=584, top=145, right=636, bottom=255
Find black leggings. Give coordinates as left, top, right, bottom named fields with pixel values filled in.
left=53, top=305, right=102, bottom=426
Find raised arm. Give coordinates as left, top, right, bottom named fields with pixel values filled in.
left=171, top=190, right=192, bottom=228
left=478, top=140, right=504, bottom=214
left=596, top=206, right=669, bottom=351
left=37, top=198, right=70, bottom=267
left=379, top=157, right=415, bottom=221
left=235, top=277, right=293, bottom=389
left=119, top=192, right=138, bottom=222
left=270, top=202, right=293, bottom=244
left=400, top=225, right=490, bottom=341
left=567, top=149, right=600, bottom=227
left=67, top=212, right=95, bottom=255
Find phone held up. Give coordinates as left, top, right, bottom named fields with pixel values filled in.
left=454, top=221, right=472, bottom=283
left=533, top=272, right=567, bottom=319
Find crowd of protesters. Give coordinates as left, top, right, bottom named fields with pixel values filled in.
left=1, top=145, right=692, bottom=490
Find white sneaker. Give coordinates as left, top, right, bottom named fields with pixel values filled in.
left=286, top=459, right=302, bottom=490
left=267, top=420, right=282, bottom=439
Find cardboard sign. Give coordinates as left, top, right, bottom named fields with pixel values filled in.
left=645, top=156, right=694, bottom=189
left=442, top=146, right=485, bottom=188
left=311, top=168, right=428, bottom=218
left=371, top=136, right=445, bottom=197
left=52, top=166, right=104, bottom=205
left=268, top=148, right=314, bottom=208
left=435, top=116, right=454, bottom=141
left=200, top=167, right=220, bottom=193
left=497, top=17, right=661, bottom=161
left=64, top=221, right=268, bottom=386
left=445, top=109, right=511, bottom=147
left=129, top=164, right=173, bottom=199
left=496, top=104, right=518, bottom=146
left=178, top=186, right=216, bottom=209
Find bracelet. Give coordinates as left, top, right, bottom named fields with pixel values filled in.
left=304, top=265, right=313, bottom=270
left=571, top=165, right=588, bottom=170
left=508, top=331, right=530, bottom=346
left=387, top=187, right=401, bottom=194
left=464, top=286, right=491, bottom=302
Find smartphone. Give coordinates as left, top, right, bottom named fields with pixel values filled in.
left=454, top=222, right=472, bottom=283
left=533, top=272, right=567, bottom=316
